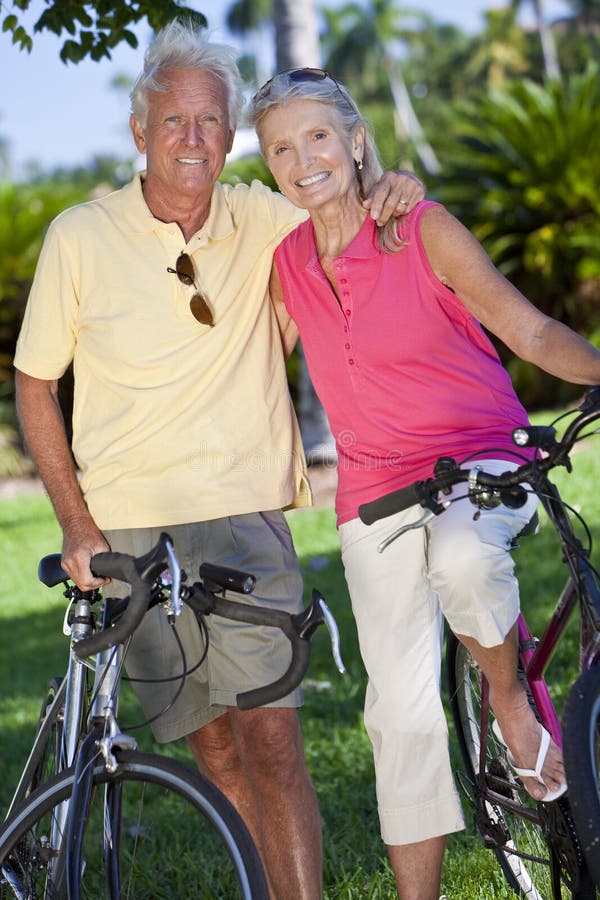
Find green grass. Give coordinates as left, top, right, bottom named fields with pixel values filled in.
left=1, top=434, right=599, bottom=898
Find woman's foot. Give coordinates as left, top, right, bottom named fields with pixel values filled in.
left=491, top=694, right=566, bottom=801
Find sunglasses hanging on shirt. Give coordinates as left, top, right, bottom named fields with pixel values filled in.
left=168, top=252, right=215, bottom=327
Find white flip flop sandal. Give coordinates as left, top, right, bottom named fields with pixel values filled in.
left=492, top=719, right=568, bottom=802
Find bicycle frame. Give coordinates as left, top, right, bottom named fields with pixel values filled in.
left=517, top=476, right=600, bottom=745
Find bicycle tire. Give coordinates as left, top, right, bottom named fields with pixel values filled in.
left=562, top=666, right=600, bottom=887
left=0, top=750, right=268, bottom=900
left=446, top=631, right=591, bottom=900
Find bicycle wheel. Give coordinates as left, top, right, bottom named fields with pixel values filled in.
left=5, top=677, right=67, bottom=821
left=562, top=666, right=600, bottom=887
left=446, top=632, right=590, bottom=900
left=0, top=750, right=268, bottom=899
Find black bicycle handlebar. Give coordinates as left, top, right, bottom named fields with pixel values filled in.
left=359, top=386, right=600, bottom=526
left=68, top=533, right=332, bottom=709
left=359, top=482, right=425, bottom=525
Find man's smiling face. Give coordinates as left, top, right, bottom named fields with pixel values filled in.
left=130, top=66, right=234, bottom=202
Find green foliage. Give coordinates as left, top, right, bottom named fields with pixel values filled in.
left=221, top=152, right=276, bottom=191
left=0, top=179, right=89, bottom=385
left=433, top=64, right=600, bottom=408
left=0, top=168, right=131, bottom=474
left=463, top=5, right=530, bottom=85
left=0, top=0, right=160, bottom=468
left=317, top=0, right=599, bottom=186
left=1, top=0, right=206, bottom=62
left=226, top=0, right=271, bottom=33
left=319, top=0, right=435, bottom=170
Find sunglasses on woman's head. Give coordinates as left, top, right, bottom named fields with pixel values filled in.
left=168, top=252, right=215, bottom=327
left=252, top=67, right=345, bottom=104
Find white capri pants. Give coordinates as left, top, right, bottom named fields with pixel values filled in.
left=339, top=460, right=539, bottom=846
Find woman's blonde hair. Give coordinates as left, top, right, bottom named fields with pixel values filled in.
left=249, top=70, right=405, bottom=253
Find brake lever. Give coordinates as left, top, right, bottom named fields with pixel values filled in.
left=317, top=593, right=346, bottom=675
left=292, top=588, right=346, bottom=674
left=377, top=506, right=443, bottom=553
left=163, top=539, right=183, bottom=620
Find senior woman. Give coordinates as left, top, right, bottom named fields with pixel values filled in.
left=249, top=69, right=600, bottom=899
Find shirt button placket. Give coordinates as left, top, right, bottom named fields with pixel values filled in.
left=335, top=260, right=356, bottom=371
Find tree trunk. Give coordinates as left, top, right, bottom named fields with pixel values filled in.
left=383, top=52, right=440, bottom=175
left=532, top=0, right=561, bottom=79
left=272, top=0, right=336, bottom=462
left=273, top=0, right=320, bottom=70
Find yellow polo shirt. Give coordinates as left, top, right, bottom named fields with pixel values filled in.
left=15, top=175, right=311, bottom=529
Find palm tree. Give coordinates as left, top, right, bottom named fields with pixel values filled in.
left=321, top=0, right=440, bottom=174
left=273, top=0, right=320, bottom=68
left=465, top=6, right=530, bottom=86
left=509, top=0, right=561, bottom=79
left=555, top=0, right=600, bottom=71
left=435, top=64, right=600, bottom=408
left=225, top=0, right=273, bottom=84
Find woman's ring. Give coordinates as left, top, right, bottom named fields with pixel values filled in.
left=399, top=197, right=408, bottom=206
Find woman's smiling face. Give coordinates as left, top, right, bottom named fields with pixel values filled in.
left=260, top=99, right=364, bottom=213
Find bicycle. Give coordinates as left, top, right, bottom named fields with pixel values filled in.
left=0, top=531, right=345, bottom=899
left=358, top=385, right=600, bottom=900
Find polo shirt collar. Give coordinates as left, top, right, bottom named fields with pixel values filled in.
left=192, top=182, right=234, bottom=242
left=119, top=174, right=234, bottom=242
left=301, top=213, right=380, bottom=271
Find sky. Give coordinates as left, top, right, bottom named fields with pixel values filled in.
left=0, top=0, right=570, bottom=178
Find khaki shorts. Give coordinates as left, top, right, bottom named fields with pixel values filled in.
left=103, top=510, right=304, bottom=742
left=339, top=460, right=539, bottom=846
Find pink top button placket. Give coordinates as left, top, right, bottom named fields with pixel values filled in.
left=335, top=261, right=357, bottom=369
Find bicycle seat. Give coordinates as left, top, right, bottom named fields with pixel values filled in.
left=38, top=554, right=69, bottom=587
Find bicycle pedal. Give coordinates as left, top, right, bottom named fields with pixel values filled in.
left=475, top=811, right=511, bottom=848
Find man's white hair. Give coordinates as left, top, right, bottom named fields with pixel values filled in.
left=130, top=17, right=244, bottom=129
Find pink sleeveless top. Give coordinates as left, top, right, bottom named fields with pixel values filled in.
left=274, top=201, right=533, bottom=526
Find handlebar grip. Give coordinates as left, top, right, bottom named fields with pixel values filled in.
left=73, top=552, right=149, bottom=659
left=359, top=483, right=422, bottom=525
left=199, top=562, right=256, bottom=595
left=236, top=639, right=310, bottom=709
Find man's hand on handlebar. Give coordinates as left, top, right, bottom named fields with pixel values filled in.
left=61, top=516, right=110, bottom=591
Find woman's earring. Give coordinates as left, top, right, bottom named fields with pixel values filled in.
left=354, top=158, right=365, bottom=200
